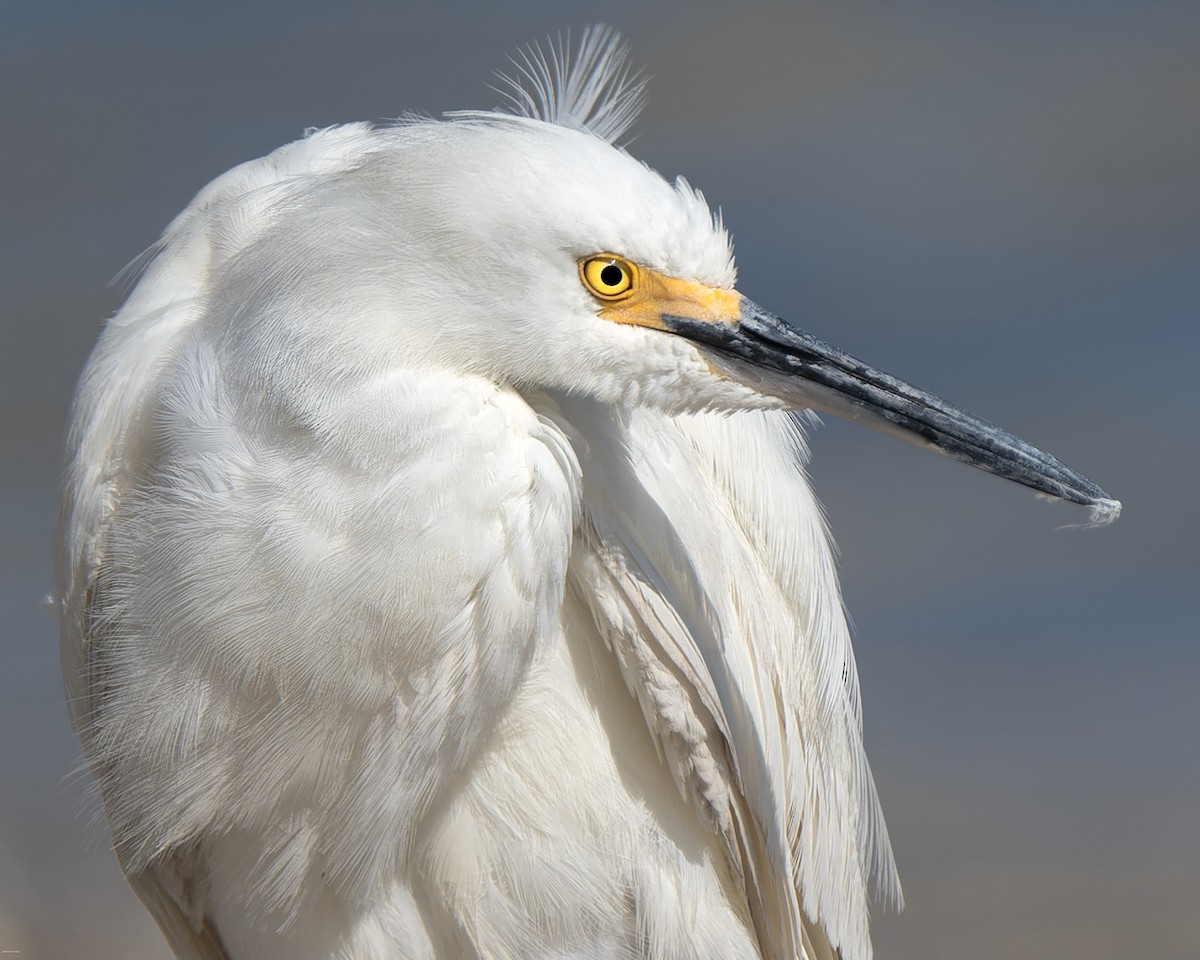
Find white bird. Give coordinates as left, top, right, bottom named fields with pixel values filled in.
left=57, top=27, right=1119, bottom=960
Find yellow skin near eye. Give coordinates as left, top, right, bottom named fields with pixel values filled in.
left=580, top=255, right=637, bottom=301
left=579, top=253, right=743, bottom=333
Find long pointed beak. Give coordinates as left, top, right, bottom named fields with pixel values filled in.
left=663, top=297, right=1121, bottom=520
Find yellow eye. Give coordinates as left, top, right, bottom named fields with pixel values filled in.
left=580, top=255, right=637, bottom=301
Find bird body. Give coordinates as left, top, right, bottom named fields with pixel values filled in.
left=58, top=29, right=1116, bottom=960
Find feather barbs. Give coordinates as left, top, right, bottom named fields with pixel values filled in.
left=493, top=25, right=649, bottom=144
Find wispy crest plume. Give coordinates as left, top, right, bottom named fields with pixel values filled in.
left=494, top=25, right=648, bottom=144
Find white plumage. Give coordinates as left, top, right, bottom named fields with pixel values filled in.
left=58, top=27, right=1116, bottom=960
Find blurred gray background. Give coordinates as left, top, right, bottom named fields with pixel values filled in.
left=2, top=1, right=1197, bottom=957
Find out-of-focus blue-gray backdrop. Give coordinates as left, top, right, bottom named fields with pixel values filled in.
left=2, top=1, right=1196, bottom=957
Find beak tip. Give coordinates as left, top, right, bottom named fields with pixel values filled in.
left=1086, top=496, right=1122, bottom=527
left=1037, top=490, right=1120, bottom=528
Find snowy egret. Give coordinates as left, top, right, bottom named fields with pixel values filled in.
left=58, top=27, right=1118, bottom=960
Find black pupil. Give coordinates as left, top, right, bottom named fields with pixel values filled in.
left=599, top=264, right=624, bottom=288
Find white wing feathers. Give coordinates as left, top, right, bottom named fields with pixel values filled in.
left=563, top=401, right=899, bottom=960
left=58, top=122, right=379, bottom=731
left=574, top=526, right=815, bottom=960
left=58, top=128, right=384, bottom=960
